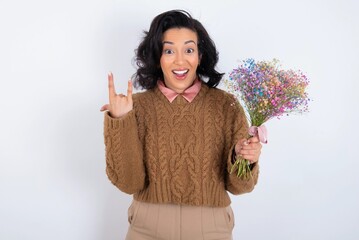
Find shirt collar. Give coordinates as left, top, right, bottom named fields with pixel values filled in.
left=157, top=79, right=202, bottom=103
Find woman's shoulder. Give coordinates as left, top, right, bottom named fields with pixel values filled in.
left=206, top=85, right=237, bottom=104
left=132, top=88, right=158, bottom=108
left=133, top=88, right=155, bottom=100
left=205, top=85, right=244, bottom=116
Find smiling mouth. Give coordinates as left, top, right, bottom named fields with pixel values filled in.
left=172, top=69, right=189, bottom=77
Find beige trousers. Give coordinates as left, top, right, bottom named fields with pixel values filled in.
left=125, top=200, right=234, bottom=240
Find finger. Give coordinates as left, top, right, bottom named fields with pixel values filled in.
left=241, top=142, right=262, bottom=150
left=108, top=72, right=116, bottom=98
left=242, top=139, right=249, bottom=146
left=240, top=148, right=261, bottom=156
left=248, top=136, right=260, bottom=143
left=100, top=104, right=109, bottom=112
left=235, top=138, right=248, bottom=153
left=127, top=80, right=133, bottom=99
left=240, top=152, right=259, bottom=163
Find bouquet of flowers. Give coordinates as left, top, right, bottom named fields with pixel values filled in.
left=225, top=58, right=310, bottom=179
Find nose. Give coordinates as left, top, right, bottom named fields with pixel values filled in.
left=174, top=52, right=184, bottom=65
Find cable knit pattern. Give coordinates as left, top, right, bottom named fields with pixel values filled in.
left=104, top=83, right=259, bottom=207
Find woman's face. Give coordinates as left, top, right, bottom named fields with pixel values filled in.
left=160, top=28, right=200, bottom=93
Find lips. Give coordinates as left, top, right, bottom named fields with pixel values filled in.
left=173, top=69, right=188, bottom=75
left=172, top=69, right=189, bottom=79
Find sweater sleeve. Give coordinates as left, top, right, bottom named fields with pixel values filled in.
left=224, top=97, right=260, bottom=195
left=104, top=111, right=146, bottom=194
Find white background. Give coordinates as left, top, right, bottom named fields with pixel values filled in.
left=1, top=0, right=358, bottom=239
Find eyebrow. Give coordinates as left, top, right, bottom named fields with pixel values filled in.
left=162, top=40, right=197, bottom=45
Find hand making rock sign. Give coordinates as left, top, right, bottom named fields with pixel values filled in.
left=100, top=72, right=133, bottom=118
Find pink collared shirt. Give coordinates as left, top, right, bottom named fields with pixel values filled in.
left=157, top=79, right=202, bottom=103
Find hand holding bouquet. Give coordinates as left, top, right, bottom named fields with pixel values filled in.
left=225, top=59, right=310, bottom=179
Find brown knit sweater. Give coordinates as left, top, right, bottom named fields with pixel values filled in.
left=104, top=83, right=259, bottom=207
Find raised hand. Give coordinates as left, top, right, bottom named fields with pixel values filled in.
left=100, top=72, right=133, bottom=118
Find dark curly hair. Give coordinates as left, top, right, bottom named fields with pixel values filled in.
left=133, top=10, right=224, bottom=90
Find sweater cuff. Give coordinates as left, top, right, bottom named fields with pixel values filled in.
left=104, top=110, right=136, bottom=130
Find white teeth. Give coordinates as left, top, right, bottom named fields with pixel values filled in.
left=173, top=70, right=188, bottom=75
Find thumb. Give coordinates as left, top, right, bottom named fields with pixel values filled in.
left=100, top=104, right=109, bottom=112
left=235, top=138, right=248, bottom=153
left=247, top=136, right=260, bottom=143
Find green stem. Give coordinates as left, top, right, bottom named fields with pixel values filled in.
left=230, top=155, right=252, bottom=180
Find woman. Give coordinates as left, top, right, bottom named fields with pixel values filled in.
left=101, top=10, right=262, bottom=240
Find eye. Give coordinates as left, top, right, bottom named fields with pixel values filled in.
left=185, top=48, right=195, bottom=54
left=163, top=49, right=174, bottom=54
